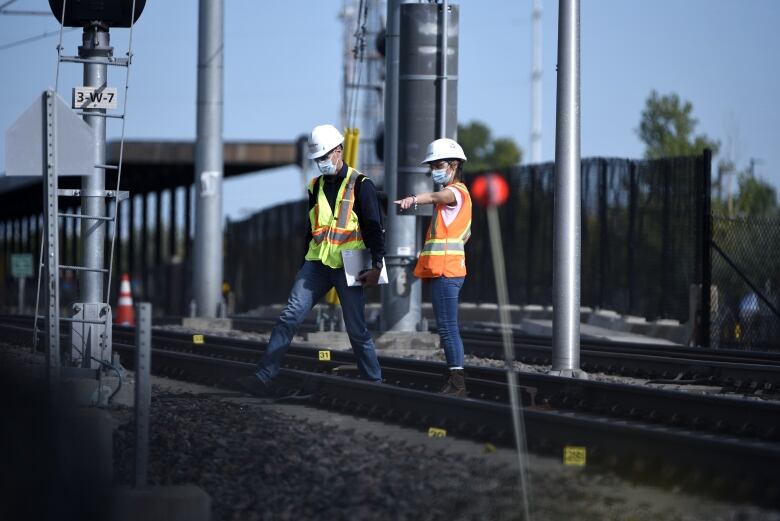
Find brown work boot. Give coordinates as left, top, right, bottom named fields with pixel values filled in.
left=440, top=369, right=467, bottom=397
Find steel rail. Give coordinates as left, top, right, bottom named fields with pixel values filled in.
left=1, top=318, right=778, bottom=440
left=110, top=340, right=780, bottom=507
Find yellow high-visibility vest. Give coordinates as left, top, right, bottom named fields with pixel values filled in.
left=305, top=167, right=366, bottom=268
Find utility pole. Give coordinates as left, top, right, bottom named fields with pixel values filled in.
left=550, top=0, right=586, bottom=379
left=531, top=0, right=542, bottom=163
left=193, top=0, right=225, bottom=318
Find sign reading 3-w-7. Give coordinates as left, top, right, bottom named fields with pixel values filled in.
left=72, top=86, right=118, bottom=110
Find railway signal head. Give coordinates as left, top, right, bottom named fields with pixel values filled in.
left=48, top=0, right=146, bottom=28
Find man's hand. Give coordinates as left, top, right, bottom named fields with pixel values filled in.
left=356, top=268, right=380, bottom=288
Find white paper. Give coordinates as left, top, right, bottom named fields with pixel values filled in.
left=341, top=249, right=389, bottom=286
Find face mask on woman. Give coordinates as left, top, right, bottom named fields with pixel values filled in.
left=431, top=168, right=450, bottom=184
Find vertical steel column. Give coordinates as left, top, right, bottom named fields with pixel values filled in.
left=140, top=193, right=148, bottom=297
left=700, top=149, right=712, bottom=347
left=627, top=162, right=637, bottom=313
left=184, top=185, right=192, bottom=261
left=78, top=25, right=110, bottom=305
left=133, top=302, right=151, bottom=487
left=115, top=200, right=123, bottom=275
left=380, top=0, right=411, bottom=331
left=437, top=0, right=449, bottom=138
left=193, top=0, right=224, bottom=318
left=550, top=0, right=585, bottom=378
left=44, top=90, right=60, bottom=388
left=526, top=168, right=537, bottom=302
left=14, top=219, right=20, bottom=252
left=169, top=188, right=177, bottom=258
left=598, top=160, right=608, bottom=308
left=661, top=163, right=671, bottom=316
left=128, top=195, right=135, bottom=279
left=25, top=216, right=32, bottom=253
left=154, top=191, right=162, bottom=265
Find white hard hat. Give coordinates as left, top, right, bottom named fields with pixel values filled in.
left=421, top=138, right=467, bottom=164
left=308, top=124, right=344, bottom=159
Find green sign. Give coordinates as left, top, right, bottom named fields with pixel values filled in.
left=10, top=253, right=33, bottom=278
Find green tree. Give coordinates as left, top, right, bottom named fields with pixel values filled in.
left=457, top=121, right=522, bottom=173
left=735, top=172, right=779, bottom=217
left=637, top=90, right=720, bottom=159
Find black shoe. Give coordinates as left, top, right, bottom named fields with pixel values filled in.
left=439, top=369, right=467, bottom=398
left=238, top=375, right=275, bottom=397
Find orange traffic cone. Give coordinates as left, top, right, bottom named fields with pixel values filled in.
left=116, top=274, right=135, bottom=326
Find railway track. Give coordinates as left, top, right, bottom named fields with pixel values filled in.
left=1, top=317, right=779, bottom=506
left=228, top=315, right=780, bottom=392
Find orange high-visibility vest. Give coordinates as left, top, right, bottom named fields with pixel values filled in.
left=413, top=182, right=472, bottom=278
left=305, top=167, right=366, bottom=268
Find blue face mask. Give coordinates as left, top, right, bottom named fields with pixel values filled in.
left=316, top=157, right=337, bottom=175
left=431, top=168, right=450, bottom=184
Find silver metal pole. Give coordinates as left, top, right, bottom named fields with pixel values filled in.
left=550, top=0, right=585, bottom=378
left=79, top=25, right=110, bottom=304
left=437, top=0, right=448, bottom=138
left=381, top=0, right=419, bottom=332
left=531, top=0, right=542, bottom=163
left=133, top=302, right=151, bottom=487
left=193, top=0, right=224, bottom=318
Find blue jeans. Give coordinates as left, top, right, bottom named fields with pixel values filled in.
left=430, top=276, right=465, bottom=368
left=255, top=261, right=382, bottom=384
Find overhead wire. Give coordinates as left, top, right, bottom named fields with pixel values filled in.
left=0, top=27, right=76, bottom=52
left=346, top=0, right=367, bottom=129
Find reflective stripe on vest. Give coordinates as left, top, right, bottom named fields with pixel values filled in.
left=305, top=167, right=366, bottom=268
left=413, top=182, right=472, bottom=278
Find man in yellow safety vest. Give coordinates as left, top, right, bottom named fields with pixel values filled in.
left=239, top=124, right=385, bottom=396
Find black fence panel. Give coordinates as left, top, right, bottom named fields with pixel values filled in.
left=226, top=156, right=706, bottom=323
left=460, top=155, right=704, bottom=322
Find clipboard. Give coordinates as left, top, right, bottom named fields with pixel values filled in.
left=341, top=249, right=389, bottom=286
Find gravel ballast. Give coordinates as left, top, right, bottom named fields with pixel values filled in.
left=2, top=339, right=779, bottom=520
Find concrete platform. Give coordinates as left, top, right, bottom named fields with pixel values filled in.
left=240, top=302, right=691, bottom=345
left=304, top=330, right=439, bottom=351
left=182, top=318, right=233, bottom=331
left=520, top=318, right=678, bottom=345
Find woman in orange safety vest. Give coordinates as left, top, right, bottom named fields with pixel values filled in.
left=395, top=138, right=472, bottom=397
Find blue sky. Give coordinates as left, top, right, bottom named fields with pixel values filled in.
left=1, top=0, right=778, bottom=219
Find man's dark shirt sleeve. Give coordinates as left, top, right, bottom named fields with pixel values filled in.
left=354, top=177, right=386, bottom=266
left=303, top=186, right=316, bottom=262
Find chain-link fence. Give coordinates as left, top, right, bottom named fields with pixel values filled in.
left=711, top=215, right=780, bottom=350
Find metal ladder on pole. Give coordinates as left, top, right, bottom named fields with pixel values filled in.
left=33, top=0, right=139, bottom=387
